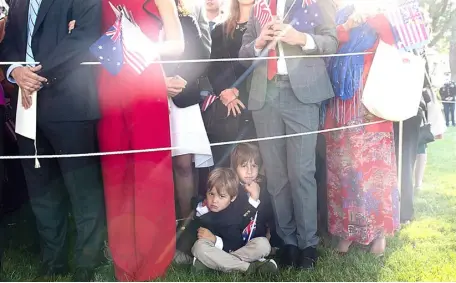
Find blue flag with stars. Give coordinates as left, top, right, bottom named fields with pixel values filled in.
left=288, top=0, right=323, bottom=33
left=89, top=19, right=124, bottom=75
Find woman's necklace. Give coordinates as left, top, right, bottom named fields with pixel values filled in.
left=236, top=22, right=247, bottom=33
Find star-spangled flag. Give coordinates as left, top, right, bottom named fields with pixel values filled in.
left=242, top=212, right=258, bottom=244
left=121, top=16, right=158, bottom=74
left=289, top=0, right=322, bottom=33
left=89, top=19, right=124, bottom=76
left=386, top=0, right=429, bottom=51
left=254, top=0, right=272, bottom=28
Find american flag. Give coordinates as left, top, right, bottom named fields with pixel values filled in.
left=89, top=19, right=124, bottom=75
left=386, top=0, right=429, bottom=51
left=242, top=212, right=258, bottom=243
left=254, top=0, right=272, bottom=28
left=121, top=16, right=153, bottom=75
left=201, top=94, right=217, bottom=112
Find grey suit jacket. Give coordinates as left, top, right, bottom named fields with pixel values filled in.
left=239, top=0, right=338, bottom=110
left=193, top=1, right=212, bottom=59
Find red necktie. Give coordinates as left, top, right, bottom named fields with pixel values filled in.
left=267, top=0, right=278, bottom=80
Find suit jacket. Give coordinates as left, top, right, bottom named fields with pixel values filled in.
left=239, top=0, right=338, bottom=110
left=0, top=0, right=101, bottom=122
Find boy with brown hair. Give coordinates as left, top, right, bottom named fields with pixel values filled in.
left=175, top=168, right=277, bottom=273
left=230, top=143, right=282, bottom=251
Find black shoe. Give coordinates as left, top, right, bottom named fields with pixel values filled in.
left=72, top=267, right=95, bottom=282
left=247, top=259, right=279, bottom=274
left=278, top=244, right=299, bottom=267
left=296, top=247, right=318, bottom=270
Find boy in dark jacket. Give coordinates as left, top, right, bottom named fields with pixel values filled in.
left=175, top=168, right=277, bottom=274
left=230, top=143, right=282, bottom=252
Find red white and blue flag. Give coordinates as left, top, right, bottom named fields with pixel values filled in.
left=201, top=94, right=218, bottom=112
left=242, top=212, right=258, bottom=243
left=386, top=0, right=429, bottom=51
left=302, top=0, right=316, bottom=7
left=89, top=19, right=124, bottom=75
left=289, top=0, right=322, bottom=32
left=254, top=0, right=273, bottom=28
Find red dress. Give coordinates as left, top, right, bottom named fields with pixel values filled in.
left=98, top=1, right=174, bottom=280
left=324, top=14, right=400, bottom=245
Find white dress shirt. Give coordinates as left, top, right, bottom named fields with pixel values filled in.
left=254, top=0, right=316, bottom=75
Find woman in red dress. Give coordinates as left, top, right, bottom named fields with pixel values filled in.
left=98, top=0, right=183, bottom=280
left=324, top=5, right=400, bottom=256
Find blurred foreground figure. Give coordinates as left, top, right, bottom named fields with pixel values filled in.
left=0, top=0, right=105, bottom=280
left=97, top=0, right=184, bottom=280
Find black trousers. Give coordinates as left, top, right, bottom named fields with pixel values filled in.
left=394, top=115, right=420, bottom=223
left=17, top=120, right=106, bottom=270
left=0, top=106, right=4, bottom=269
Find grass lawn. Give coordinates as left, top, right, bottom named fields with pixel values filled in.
left=2, top=127, right=456, bottom=282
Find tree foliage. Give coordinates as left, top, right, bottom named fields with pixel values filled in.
left=419, top=0, right=455, bottom=48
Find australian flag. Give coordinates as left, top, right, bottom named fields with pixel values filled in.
left=242, top=212, right=258, bottom=244
left=90, top=19, right=124, bottom=75
left=288, top=0, right=323, bottom=33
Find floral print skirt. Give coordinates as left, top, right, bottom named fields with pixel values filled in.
left=325, top=120, right=400, bottom=245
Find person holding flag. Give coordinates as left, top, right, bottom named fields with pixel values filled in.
left=238, top=0, right=337, bottom=270
left=96, top=0, right=184, bottom=281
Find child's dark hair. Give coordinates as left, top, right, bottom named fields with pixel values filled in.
left=206, top=168, right=239, bottom=199
left=230, top=143, right=263, bottom=169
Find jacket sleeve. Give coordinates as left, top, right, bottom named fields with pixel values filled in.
left=172, top=15, right=209, bottom=108
left=300, top=0, right=338, bottom=55
left=238, top=7, right=258, bottom=67
left=207, top=24, right=236, bottom=96
left=37, top=0, right=102, bottom=82
left=236, top=189, right=260, bottom=229
left=216, top=224, right=244, bottom=253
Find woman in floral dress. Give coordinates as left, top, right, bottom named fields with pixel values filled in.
left=324, top=4, right=400, bottom=255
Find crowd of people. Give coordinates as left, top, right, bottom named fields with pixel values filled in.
left=0, top=0, right=443, bottom=281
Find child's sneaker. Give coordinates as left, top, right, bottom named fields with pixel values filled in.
left=247, top=259, right=278, bottom=274
left=173, top=250, right=193, bottom=265
left=191, top=257, right=210, bottom=272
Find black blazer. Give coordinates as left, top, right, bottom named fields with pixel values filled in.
left=163, top=12, right=209, bottom=108
left=0, top=0, right=101, bottom=122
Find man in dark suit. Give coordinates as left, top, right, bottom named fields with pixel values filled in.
left=0, top=0, right=105, bottom=280
left=239, top=0, right=337, bottom=270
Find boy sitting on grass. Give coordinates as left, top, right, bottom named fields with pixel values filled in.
left=175, top=168, right=278, bottom=274
left=230, top=143, right=282, bottom=253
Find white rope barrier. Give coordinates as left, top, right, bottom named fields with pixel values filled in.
left=0, top=120, right=388, bottom=160
left=0, top=51, right=374, bottom=66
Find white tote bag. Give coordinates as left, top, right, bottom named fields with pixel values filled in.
left=427, top=89, right=447, bottom=137
left=362, top=40, right=426, bottom=122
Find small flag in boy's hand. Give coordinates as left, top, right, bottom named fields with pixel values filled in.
left=89, top=19, right=124, bottom=75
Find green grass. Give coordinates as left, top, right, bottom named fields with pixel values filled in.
left=2, top=128, right=456, bottom=282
